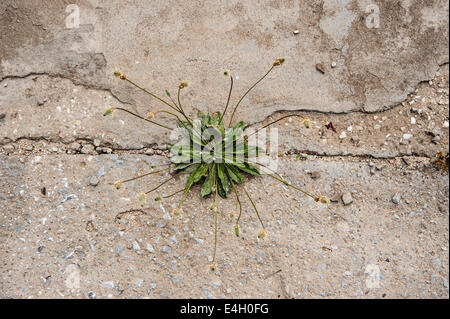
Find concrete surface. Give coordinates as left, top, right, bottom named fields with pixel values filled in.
left=0, top=0, right=449, bottom=299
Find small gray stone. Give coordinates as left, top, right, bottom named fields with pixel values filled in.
left=102, top=281, right=114, bottom=289
left=81, top=144, right=96, bottom=154
left=342, top=192, right=353, bottom=205
left=432, top=136, right=441, bottom=144
left=146, top=243, right=154, bottom=253
left=132, top=241, right=141, bottom=251
left=70, top=142, right=81, bottom=151
left=169, top=235, right=178, bottom=244
left=88, top=291, right=96, bottom=299
left=93, top=139, right=101, bottom=147
left=204, top=289, right=216, bottom=299
left=89, top=176, right=99, bottom=186
left=432, top=258, right=441, bottom=267
left=171, top=275, right=182, bottom=285
left=3, top=144, right=14, bottom=153
left=392, top=193, right=401, bottom=204
left=162, top=245, right=171, bottom=254
left=115, top=244, right=125, bottom=255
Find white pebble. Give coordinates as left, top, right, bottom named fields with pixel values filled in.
left=339, top=131, right=347, bottom=139
left=293, top=30, right=299, bottom=35
left=410, top=117, right=416, bottom=125
left=443, top=121, right=449, bottom=128
left=132, top=241, right=141, bottom=251
left=403, top=133, right=413, bottom=140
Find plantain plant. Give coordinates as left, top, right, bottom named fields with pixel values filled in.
left=104, top=58, right=328, bottom=270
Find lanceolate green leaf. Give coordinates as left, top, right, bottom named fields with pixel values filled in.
left=237, top=162, right=260, bottom=176
left=217, top=163, right=231, bottom=197
left=185, top=164, right=209, bottom=190
left=225, top=164, right=244, bottom=184
left=201, top=164, right=216, bottom=197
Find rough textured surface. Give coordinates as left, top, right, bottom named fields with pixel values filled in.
left=1, top=155, right=448, bottom=298
left=0, top=0, right=449, bottom=299
left=1, top=0, right=449, bottom=143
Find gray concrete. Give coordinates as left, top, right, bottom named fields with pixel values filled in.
left=0, top=0, right=448, bottom=299
left=1, top=0, right=448, bottom=145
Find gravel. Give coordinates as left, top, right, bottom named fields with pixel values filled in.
left=392, top=193, right=401, bottom=204
left=342, top=192, right=353, bottom=205
left=89, top=176, right=99, bottom=186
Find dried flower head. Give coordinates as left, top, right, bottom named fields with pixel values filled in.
left=258, top=229, right=267, bottom=239
left=315, top=195, right=329, bottom=204
left=234, top=225, right=240, bottom=237
left=173, top=207, right=183, bottom=216
left=137, top=192, right=146, bottom=203
left=103, top=107, right=115, bottom=117
left=147, top=111, right=157, bottom=119
left=303, top=118, right=311, bottom=129
left=179, top=81, right=189, bottom=89
left=209, top=262, right=218, bottom=272
left=114, top=180, right=123, bottom=190
left=222, top=69, right=231, bottom=77
left=273, top=58, right=285, bottom=67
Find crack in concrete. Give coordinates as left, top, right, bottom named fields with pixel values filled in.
left=0, top=72, right=131, bottom=105
left=1, top=64, right=447, bottom=160
left=0, top=135, right=435, bottom=161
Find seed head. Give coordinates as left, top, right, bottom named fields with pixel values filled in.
left=173, top=207, right=183, bottom=216
left=222, top=69, right=231, bottom=77
left=234, top=225, right=240, bottom=237
left=147, top=111, right=157, bottom=120
left=137, top=192, right=146, bottom=203
left=179, top=81, right=189, bottom=89
left=258, top=229, right=268, bottom=239
left=114, top=71, right=126, bottom=80
left=154, top=195, right=162, bottom=201
left=303, top=118, right=311, bottom=129
left=209, top=203, right=218, bottom=213
left=314, top=195, right=329, bottom=204
left=114, top=180, right=123, bottom=190
left=209, top=262, right=218, bottom=272
left=273, top=58, right=285, bottom=67
left=103, top=107, right=115, bottom=117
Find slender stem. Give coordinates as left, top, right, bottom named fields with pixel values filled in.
left=212, top=165, right=219, bottom=263
left=266, top=173, right=316, bottom=200
left=177, top=87, right=193, bottom=127
left=149, top=162, right=173, bottom=169
left=162, top=188, right=185, bottom=198
left=145, top=174, right=177, bottom=194
left=227, top=170, right=242, bottom=227
left=121, top=167, right=171, bottom=184
left=243, top=186, right=265, bottom=229
left=112, top=107, right=173, bottom=130
left=220, top=75, right=233, bottom=124
left=245, top=114, right=305, bottom=139
left=155, top=110, right=184, bottom=123
left=252, top=160, right=317, bottom=200
left=124, top=78, right=181, bottom=114
left=228, top=65, right=275, bottom=127
left=166, top=90, right=182, bottom=113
